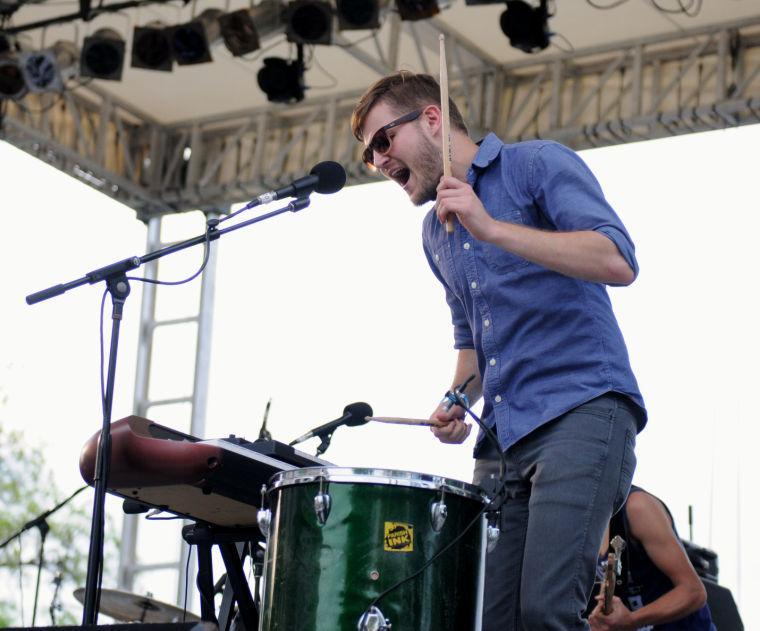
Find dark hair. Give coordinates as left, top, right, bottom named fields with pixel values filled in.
left=351, top=70, right=468, bottom=141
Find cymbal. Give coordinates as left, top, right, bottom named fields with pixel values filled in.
left=73, top=587, right=202, bottom=623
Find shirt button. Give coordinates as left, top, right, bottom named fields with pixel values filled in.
left=471, top=281, right=478, bottom=289
left=463, top=243, right=471, bottom=250
left=484, top=319, right=490, bottom=327
left=489, top=358, right=496, bottom=366
left=435, top=254, right=440, bottom=262
left=494, top=395, right=502, bottom=403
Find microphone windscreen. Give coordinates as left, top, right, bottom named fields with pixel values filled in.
left=310, top=161, right=347, bottom=195
left=344, top=401, right=373, bottom=426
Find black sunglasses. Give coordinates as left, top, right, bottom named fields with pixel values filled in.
left=362, top=109, right=423, bottom=167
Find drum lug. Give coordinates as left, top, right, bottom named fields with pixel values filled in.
left=257, top=508, right=272, bottom=539
left=314, top=491, right=332, bottom=525
left=430, top=501, right=448, bottom=532
left=430, top=487, right=448, bottom=532
left=357, top=605, right=391, bottom=631
left=486, top=511, right=500, bottom=552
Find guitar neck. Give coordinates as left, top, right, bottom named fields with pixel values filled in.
left=602, top=552, right=616, bottom=614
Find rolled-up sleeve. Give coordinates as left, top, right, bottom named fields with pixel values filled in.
left=529, top=142, right=639, bottom=282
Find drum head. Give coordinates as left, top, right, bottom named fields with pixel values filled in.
left=268, top=466, right=487, bottom=503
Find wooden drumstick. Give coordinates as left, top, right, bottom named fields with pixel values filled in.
left=367, top=416, right=438, bottom=427
left=439, top=34, right=455, bottom=234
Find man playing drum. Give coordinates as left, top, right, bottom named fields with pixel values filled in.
left=351, top=71, right=646, bottom=630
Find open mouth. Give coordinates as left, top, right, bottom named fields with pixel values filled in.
left=389, top=167, right=411, bottom=187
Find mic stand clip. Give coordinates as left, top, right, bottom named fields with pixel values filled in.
left=316, top=432, right=333, bottom=457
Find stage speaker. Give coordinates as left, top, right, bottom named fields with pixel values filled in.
left=682, top=538, right=719, bottom=581
left=702, top=579, right=744, bottom=631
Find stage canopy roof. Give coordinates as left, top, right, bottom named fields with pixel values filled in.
left=2, top=0, right=759, bottom=218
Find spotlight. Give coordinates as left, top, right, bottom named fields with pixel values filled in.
left=336, top=0, right=380, bottom=30
left=131, top=23, right=173, bottom=71
left=220, top=0, right=283, bottom=56
left=168, top=8, right=222, bottom=66
left=81, top=28, right=126, bottom=80
left=219, top=9, right=261, bottom=56
left=395, top=0, right=441, bottom=21
left=19, top=40, right=78, bottom=93
left=0, top=56, right=27, bottom=100
left=499, top=0, right=551, bottom=53
left=257, top=44, right=305, bottom=103
left=286, top=0, right=333, bottom=45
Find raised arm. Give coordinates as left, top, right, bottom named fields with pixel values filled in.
left=435, top=176, right=635, bottom=286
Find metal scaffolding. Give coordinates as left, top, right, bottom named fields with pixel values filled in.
left=2, top=15, right=759, bottom=220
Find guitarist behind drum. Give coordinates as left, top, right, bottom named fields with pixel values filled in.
left=589, top=486, right=715, bottom=630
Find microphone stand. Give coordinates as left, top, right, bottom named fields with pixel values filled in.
left=0, top=485, right=88, bottom=626
left=31, top=519, right=49, bottom=627
left=25, top=196, right=311, bottom=625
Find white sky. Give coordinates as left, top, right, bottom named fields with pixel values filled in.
left=1, top=123, right=759, bottom=627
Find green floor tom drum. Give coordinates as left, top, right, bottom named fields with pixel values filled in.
left=258, top=467, right=487, bottom=631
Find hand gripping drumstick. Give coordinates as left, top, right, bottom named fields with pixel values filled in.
left=439, top=34, right=455, bottom=234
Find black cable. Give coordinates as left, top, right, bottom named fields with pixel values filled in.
left=125, top=221, right=213, bottom=287
left=92, top=222, right=213, bottom=618
left=182, top=545, right=192, bottom=622
left=333, top=32, right=376, bottom=49
left=586, top=0, right=630, bottom=9
left=650, top=0, right=701, bottom=16
left=587, top=0, right=701, bottom=15
left=359, top=394, right=510, bottom=627
left=359, top=500, right=489, bottom=628
left=99, top=288, right=108, bottom=409
left=550, top=31, right=575, bottom=54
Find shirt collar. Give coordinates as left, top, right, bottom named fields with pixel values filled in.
left=471, top=133, right=502, bottom=169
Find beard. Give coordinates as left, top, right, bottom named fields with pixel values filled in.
left=409, top=133, right=444, bottom=207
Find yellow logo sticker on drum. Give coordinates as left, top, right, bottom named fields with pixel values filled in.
left=384, top=522, right=414, bottom=552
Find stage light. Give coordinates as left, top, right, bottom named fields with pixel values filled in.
left=257, top=44, right=305, bottom=103
left=0, top=56, right=27, bottom=100
left=219, top=9, right=261, bottom=56
left=131, top=23, right=173, bottom=71
left=81, top=28, right=126, bottom=80
left=168, top=8, right=222, bottom=66
left=395, top=0, right=442, bottom=21
left=219, top=0, right=283, bottom=57
left=18, top=40, right=78, bottom=93
left=499, top=0, right=551, bottom=53
left=336, top=0, right=380, bottom=30
left=286, top=0, right=333, bottom=45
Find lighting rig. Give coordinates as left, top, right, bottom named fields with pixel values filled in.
left=0, top=0, right=553, bottom=103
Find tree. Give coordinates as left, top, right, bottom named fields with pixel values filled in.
left=0, top=418, right=116, bottom=626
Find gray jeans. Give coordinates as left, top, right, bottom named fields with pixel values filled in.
left=473, top=393, right=639, bottom=631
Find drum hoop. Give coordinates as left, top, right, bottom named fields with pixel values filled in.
left=268, top=466, right=487, bottom=503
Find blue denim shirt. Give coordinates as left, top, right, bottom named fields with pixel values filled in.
left=422, top=135, right=646, bottom=454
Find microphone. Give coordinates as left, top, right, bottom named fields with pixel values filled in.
left=289, top=402, right=373, bottom=447
left=244, top=161, right=347, bottom=210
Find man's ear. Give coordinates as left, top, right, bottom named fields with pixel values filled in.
left=421, top=104, right=444, bottom=137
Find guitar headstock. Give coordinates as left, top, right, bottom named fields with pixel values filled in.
left=610, top=535, right=626, bottom=574
left=601, top=535, right=627, bottom=614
